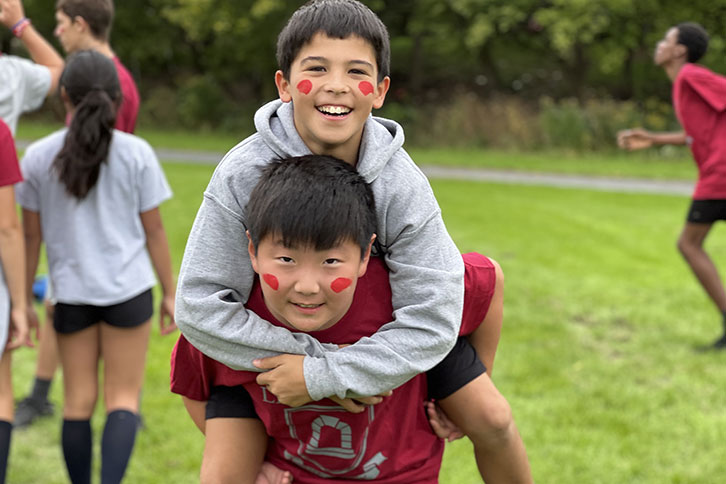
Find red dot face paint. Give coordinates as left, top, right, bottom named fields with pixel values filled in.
left=358, top=81, right=374, bottom=96
left=330, top=277, right=353, bottom=293
left=297, top=80, right=312, bottom=95
left=262, top=274, right=279, bottom=291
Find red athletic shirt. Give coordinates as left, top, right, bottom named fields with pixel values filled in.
left=171, top=253, right=495, bottom=483
left=64, top=57, right=139, bottom=133
left=0, top=119, right=21, bottom=187
left=672, top=63, right=726, bottom=199
left=112, top=57, right=139, bottom=133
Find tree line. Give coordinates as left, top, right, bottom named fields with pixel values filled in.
left=4, top=0, right=726, bottom=135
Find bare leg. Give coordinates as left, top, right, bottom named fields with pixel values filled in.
left=677, top=223, right=726, bottom=344
left=35, top=302, right=60, bottom=380
left=466, top=258, right=504, bottom=375
left=57, top=325, right=100, bottom=419
left=201, top=418, right=269, bottom=484
left=0, top=352, right=13, bottom=421
left=101, top=321, right=150, bottom=414
left=56, top=325, right=100, bottom=484
left=438, top=374, right=532, bottom=484
left=100, top=320, right=151, bottom=484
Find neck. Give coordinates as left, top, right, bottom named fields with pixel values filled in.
left=77, top=37, right=115, bottom=58
left=664, top=58, right=688, bottom=82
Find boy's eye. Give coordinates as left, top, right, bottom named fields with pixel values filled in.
left=307, top=66, right=326, bottom=72
left=349, top=69, right=368, bottom=75
left=324, top=258, right=340, bottom=265
left=278, top=256, right=294, bottom=263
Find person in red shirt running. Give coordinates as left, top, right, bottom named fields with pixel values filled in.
left=0, top=118, right=30, bottom=484
left=15, top=0, right=144, bottom=428
left=618, top=23, right=726, bottom=349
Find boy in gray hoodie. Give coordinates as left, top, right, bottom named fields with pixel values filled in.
left=175, top=1, right=532, bottom=481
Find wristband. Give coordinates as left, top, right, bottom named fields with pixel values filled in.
left=12, top=18, right=31, bottom=38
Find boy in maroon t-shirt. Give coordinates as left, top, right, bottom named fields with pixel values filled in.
left=618, top=23, right=726, bottom=349
left=171, top=156, right=531, bottom=483
left=15, top=0, right=143, bottom=428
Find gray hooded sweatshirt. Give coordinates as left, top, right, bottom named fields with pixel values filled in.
left=176, top=100, right=464, bottom=400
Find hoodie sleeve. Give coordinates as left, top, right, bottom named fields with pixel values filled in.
left=175, top=156, right=340, bottom=371
left=303, top=159, right=464, bottom=400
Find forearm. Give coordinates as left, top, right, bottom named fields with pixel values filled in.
left=15, top=25, right=63, bottom=93
left=23, top=230, right=40, bottom=306
left=648, top=130, right=687, bottom=146
left=0, top=225, right=26, bottom=311
left=145, top=227, right=175, bottom=297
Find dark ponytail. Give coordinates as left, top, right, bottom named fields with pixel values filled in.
left=54, top=50, right=120, bottom=199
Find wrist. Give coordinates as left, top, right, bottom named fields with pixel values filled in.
left=12, top=17, right=31, bottom=38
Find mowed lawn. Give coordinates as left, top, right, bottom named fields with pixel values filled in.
left=9, top=160, right=726, bottom=483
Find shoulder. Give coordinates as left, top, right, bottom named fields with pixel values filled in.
left=110, top=131, right=157, bottom=162
left=203, top=133, right=277, bottom=210
left=21, top=129, right=67, bottom=173
left=210, top=133, right=276, bottom=184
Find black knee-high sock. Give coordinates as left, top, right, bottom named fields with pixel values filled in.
left=0, top=420, right=12, bottom=484
left=101, top=410, right=138, bottom=484
left=62, top=419, right=92, bottom=484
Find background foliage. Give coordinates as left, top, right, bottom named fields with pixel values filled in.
left=4, top=0, right=726, bottom=147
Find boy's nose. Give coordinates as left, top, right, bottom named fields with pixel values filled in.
left=324, top=74, right=350, bottom=94
left=293, top=274, right=321, bottom=295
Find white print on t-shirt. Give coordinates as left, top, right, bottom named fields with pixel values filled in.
left=282, top=404, right=387, bottom=479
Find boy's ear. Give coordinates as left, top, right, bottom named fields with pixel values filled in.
left=275, top=70, right=293, bottom=103
left=675, top=43, right=688, bottom=60
left=246, top=231, right=259, bottom=273
left=357, top=234, right=376, bottom=278
left=372, top=77, right=390, bottom=110
left=72, top=15, right=89, bottom=34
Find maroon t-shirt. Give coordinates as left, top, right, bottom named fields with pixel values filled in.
left=171, top=253, right=495, bottom=483
left=112, top=57, right=139, bottom=133
left=0, top=119, right=21, bottom=187
left=673, top=63, right=726, bottom=200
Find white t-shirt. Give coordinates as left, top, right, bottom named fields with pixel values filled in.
left=0, top=55, right=51, bottom=135
left=16, top=129, right=172, bottom=305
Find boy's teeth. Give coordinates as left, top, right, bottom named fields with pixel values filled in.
left=319, top=106, right=350, bottom=115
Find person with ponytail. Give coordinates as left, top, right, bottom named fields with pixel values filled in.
left=15, top=50, right=176, bottom=484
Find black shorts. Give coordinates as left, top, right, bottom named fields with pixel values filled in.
left=205, top=337, right=486, bottom=419
left=426, top=337, right=486, bottom=401
left=686, top=199, right=726, bottom=224
left=206, top=385, right=259, bottom=420
left=53, top=289, right=154, bottom=334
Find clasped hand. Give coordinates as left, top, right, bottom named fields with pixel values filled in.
left=254, top=354, right=391, bottom=413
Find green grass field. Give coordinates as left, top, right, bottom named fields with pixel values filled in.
left=8, top=149, right=726, bottom=482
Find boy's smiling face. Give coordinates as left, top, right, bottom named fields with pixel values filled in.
left=275, top=32, right=390, bottom=164
left=248, top=234, right=373, bottom=333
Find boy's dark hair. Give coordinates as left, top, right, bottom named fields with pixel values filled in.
left=676, top=22, right=709, bottom=63
left=246, top=155, right=377, bottom=257
left=276, top=0, right=390, bottom=82
left=56, top=0, right=114, bottom=41
left=54, top=50, right=120, bottom=199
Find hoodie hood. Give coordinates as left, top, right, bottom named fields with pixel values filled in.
left=254, top=99, right=405, bottom=183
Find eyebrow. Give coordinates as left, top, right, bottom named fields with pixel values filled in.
left=300, top=56, right=374, bottom=70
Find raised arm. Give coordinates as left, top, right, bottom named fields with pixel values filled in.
left=0, top=0, right=64, bottom=93
left=617, top=128, right=687, bottom=151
